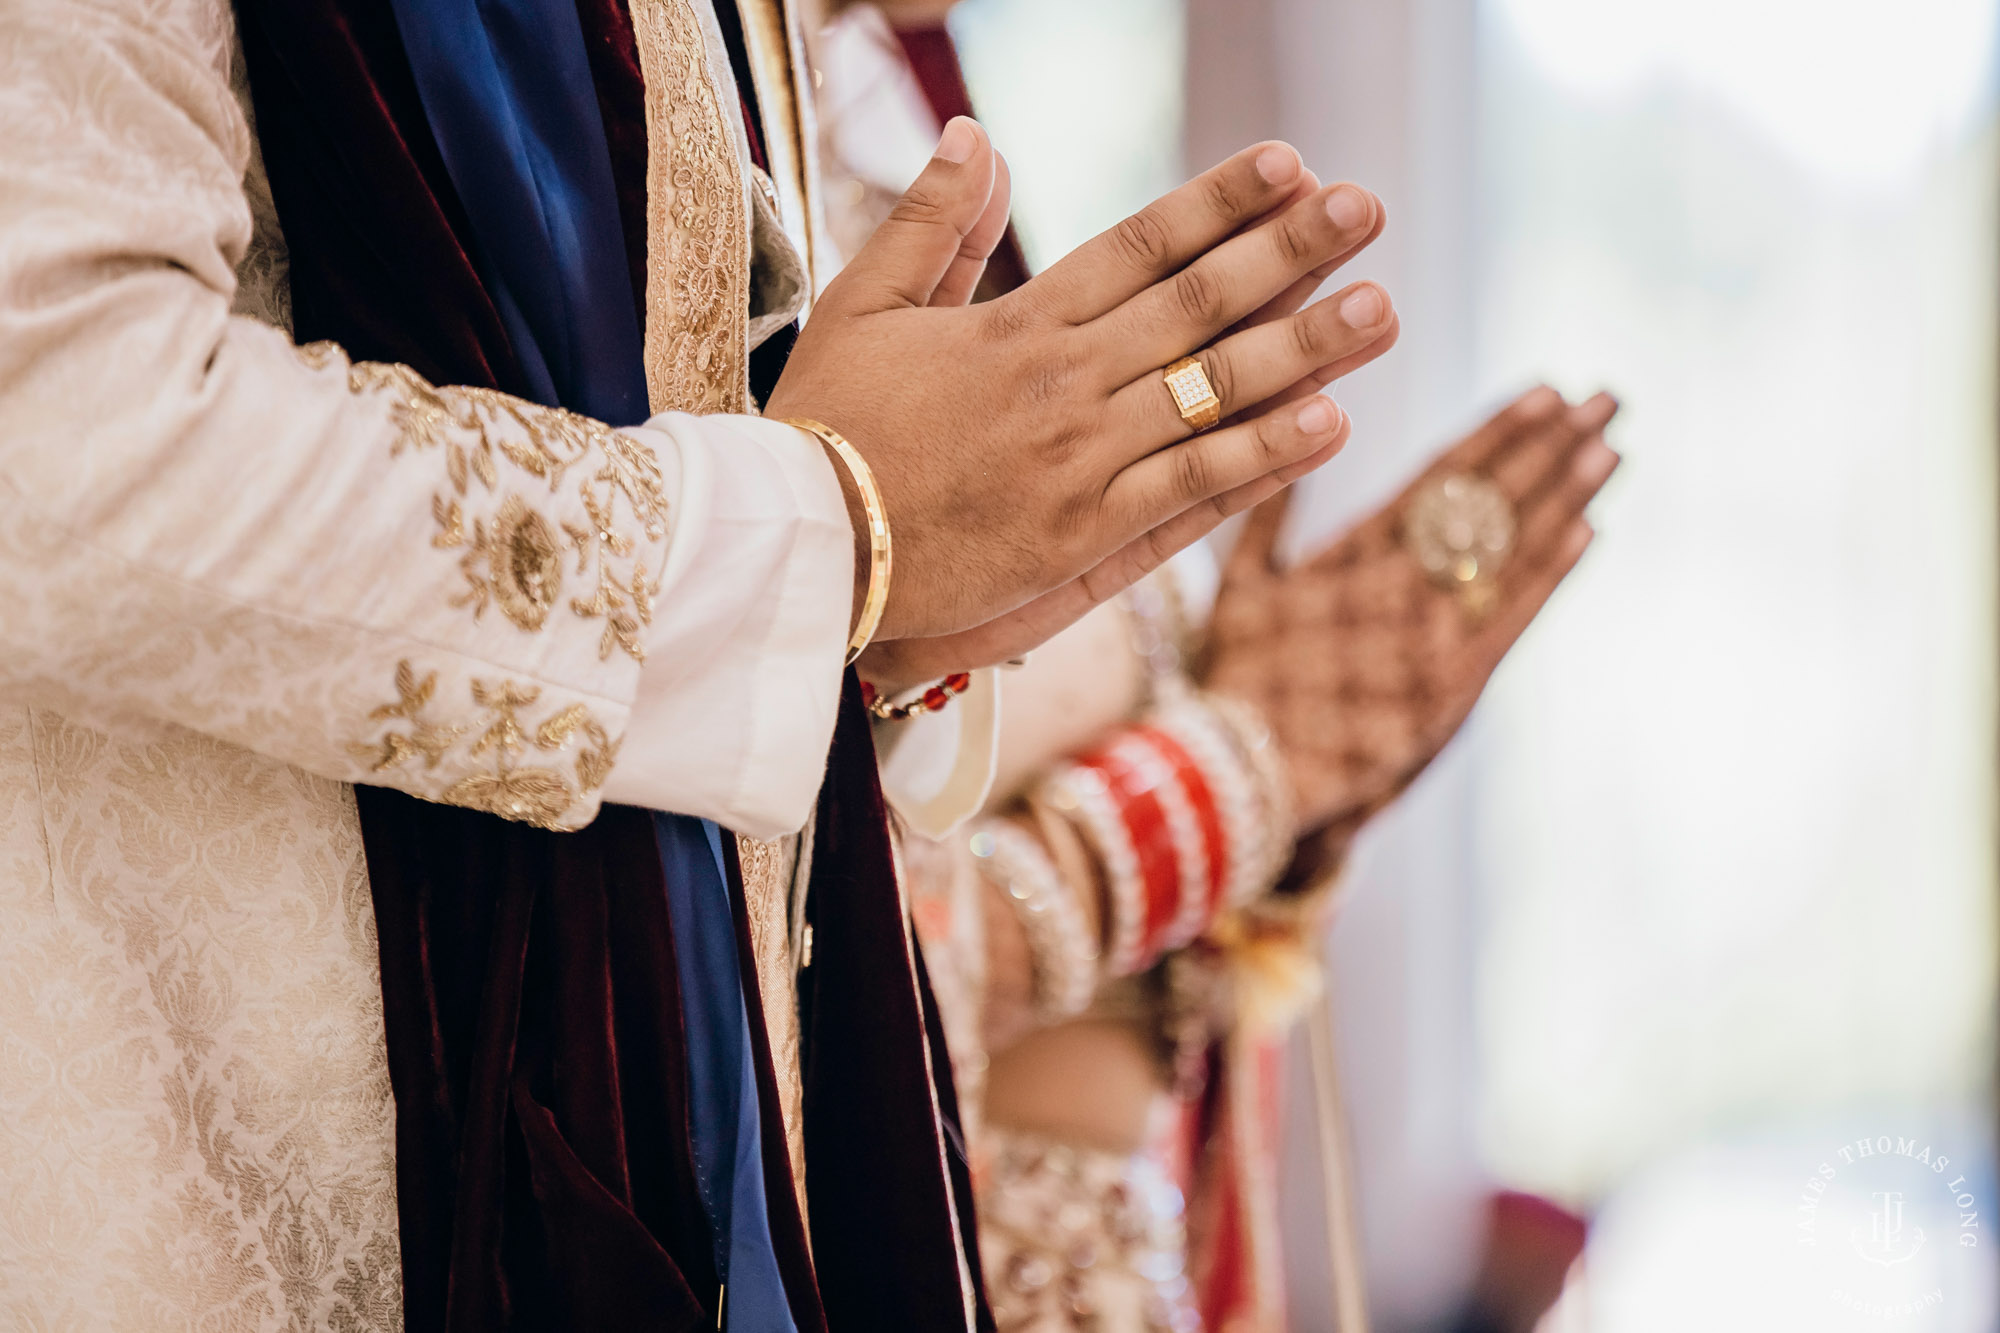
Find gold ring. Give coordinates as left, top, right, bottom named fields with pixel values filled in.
left=1162, top=355, right=1223, bottom=431
left=1402, top=473, right=1515, bottom=618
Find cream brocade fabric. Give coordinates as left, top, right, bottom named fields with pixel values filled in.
left=0, top=4, right=403, bottom=1326
left=0, top=713, right=401, bottom=1332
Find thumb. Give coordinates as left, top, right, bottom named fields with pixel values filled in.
left=929, top=150, right=1014, bottom=308
left=826, top=117, right=997, bottom=314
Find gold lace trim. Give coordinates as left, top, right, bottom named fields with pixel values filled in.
left=737, top=832, right=809, bottom=1222
left=351, top=660, right=618, bottom=830
left=299, top=344, right=670, bottom=661
left=630, top=0, right=750, bottom=415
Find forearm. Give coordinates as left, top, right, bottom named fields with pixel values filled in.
left=1, top=325, right=851, bottom=831
left=0, top=7, right=856, bottom=833
left=974, top=802, right=1103, bottom=1054
left=973, top=809, right=1162, bottom=1155
left=0, top=291, right=659, bottom=830
left=969, top=687, right=1293, bottom=1051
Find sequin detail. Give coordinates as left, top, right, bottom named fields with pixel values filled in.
left=981, top=1128, right=1198, bottom=1333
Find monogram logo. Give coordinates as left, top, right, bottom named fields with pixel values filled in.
left=1851, top=1190, right=1925, bottom=1267
left=1793, top=1131, right=1981, bottom=1322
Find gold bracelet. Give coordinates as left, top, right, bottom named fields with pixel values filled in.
left=784, top=418, right=891, bottom=664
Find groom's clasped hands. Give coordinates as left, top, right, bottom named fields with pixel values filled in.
left=764, top=116, right=1398, bottom=673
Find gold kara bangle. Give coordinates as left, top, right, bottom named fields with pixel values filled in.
left=784, top=418, right=892, bottom=664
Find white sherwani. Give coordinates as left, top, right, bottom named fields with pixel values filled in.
left=0, top=0, right=862, bottom=1326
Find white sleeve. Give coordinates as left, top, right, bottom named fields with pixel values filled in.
left=601, top=413, right=852, bottom=838
left=0, top=0, right=850, bottom=835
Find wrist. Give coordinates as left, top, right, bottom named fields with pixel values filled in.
left=816, top=436, right=871, bottom=640
left=852, top=642, right=937, bottom=699
left=1276, top=822, right=1353, bottom=895
left=786, top=419, right=890, bottom=661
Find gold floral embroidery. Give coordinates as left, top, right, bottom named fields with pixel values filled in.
left=295, top=345, right=671, bottom=660
left=350, top=659, right=464, bottom=772
left=352, top=661, right=619, bottom=830
left=564, top=432, right=675, bottom=660
left=630, top=0, right=750, bottom=415
left=485, top=495, right=563, bottom=631
left=295, top=339, right=340, bottom=372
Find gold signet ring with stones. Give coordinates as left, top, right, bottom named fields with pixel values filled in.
left=1403, top=473, right=1516, bottom=618
left=1162, top=356, right=1223, bottom=431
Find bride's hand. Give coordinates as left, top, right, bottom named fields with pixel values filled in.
left=1202, top=386, right=1620, bottom=854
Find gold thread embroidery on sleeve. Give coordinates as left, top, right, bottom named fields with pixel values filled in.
left=564, top=432, right=673, bottom=660
left=482, top=495, right=564, bottom=632
left=350, top=659, right=465, bottom=772
left=352, top=661, right=620, bottom=830
left=296, top=339, right=341, bottom=371
left=295, top=343, right=670, bottom=660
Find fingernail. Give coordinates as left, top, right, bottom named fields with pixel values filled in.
left=1325, top=186, right=1369, bottom=229
left=1581, top=445, right=1621, bottom=480
left=1339, top=285, right=1385, bottom=327
left=1256, top=144, right=1300, bottom=185
left=1297, top=396, right=1339, bottom=435
left=937, top=117, right=978, bottom=164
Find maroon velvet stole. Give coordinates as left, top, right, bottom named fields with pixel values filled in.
left=800, top=685, right=996, bottom=1332
left=234, top=2, right=987, bottom=1329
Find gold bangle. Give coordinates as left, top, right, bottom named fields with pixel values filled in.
left=785, top=418, right=891, bottom=664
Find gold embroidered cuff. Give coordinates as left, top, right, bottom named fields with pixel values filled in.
left=785, top=418, right=891, bottom=664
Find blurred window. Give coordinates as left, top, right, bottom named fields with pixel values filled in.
left=949, top=0, right=1187, bottom=266
left=1475, top=0, right=1999, bottom=1196
left=1473, top=3, right=2000, bottom=1326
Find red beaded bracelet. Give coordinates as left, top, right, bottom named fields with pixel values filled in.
left=859, top=672, right=973, bottom=722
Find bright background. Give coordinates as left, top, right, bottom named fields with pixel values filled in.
left=950, top=0, right=2000, bottom=1329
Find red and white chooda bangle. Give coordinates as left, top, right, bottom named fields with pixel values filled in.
left=1040, top=759, right=1149, bottom=977
left=1041, top=693, right=1295, bottom=979
left=1150, top=693, right=1295, bottom=911
left=969, top=819, right=1101, bottom=1023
